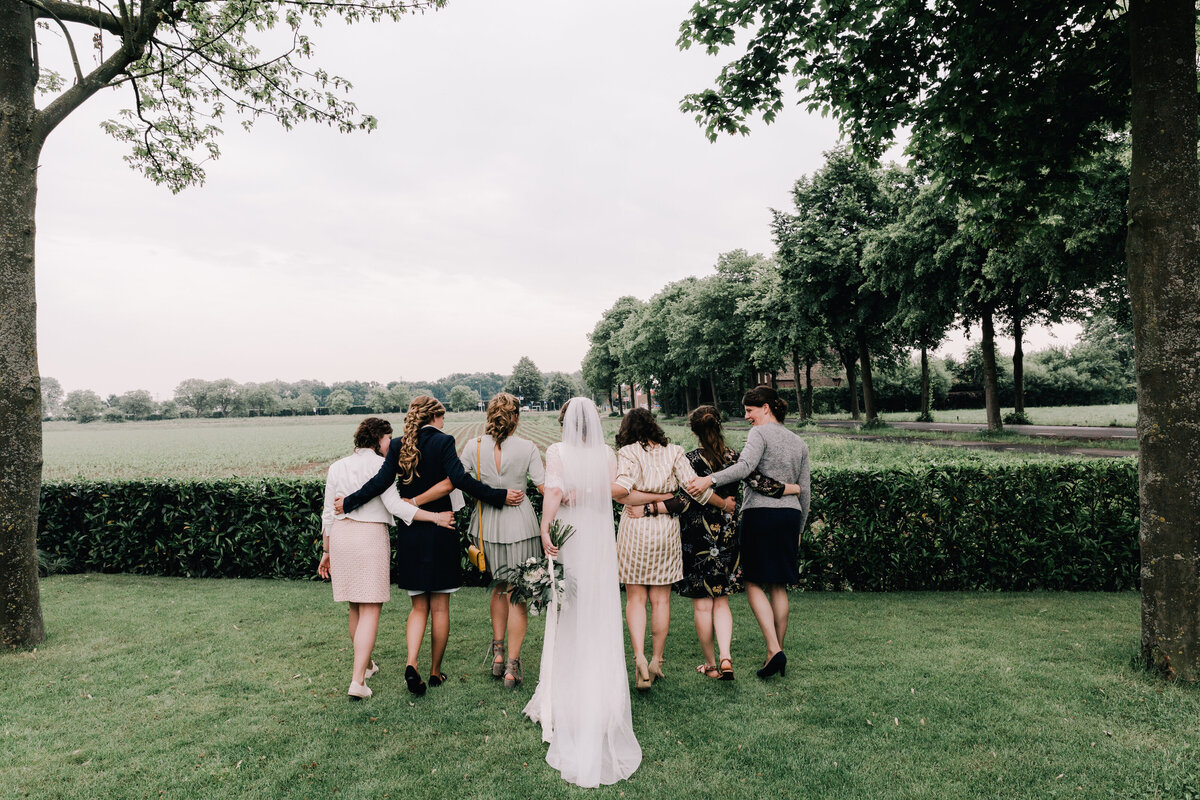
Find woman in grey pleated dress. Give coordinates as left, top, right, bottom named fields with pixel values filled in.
left=461, top=393, right=546, bottom=688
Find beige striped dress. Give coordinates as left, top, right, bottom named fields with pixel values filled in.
left=614, top=442, right=712, bottom=585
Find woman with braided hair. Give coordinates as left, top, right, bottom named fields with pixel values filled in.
left=459, top=392, right=545, bottom=689
left=336, top=395, right=524, bottom=696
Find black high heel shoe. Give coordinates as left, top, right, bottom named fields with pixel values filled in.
left=405, top=665, right=427, bottom=696
left=756, top=651, right=787, bottom=679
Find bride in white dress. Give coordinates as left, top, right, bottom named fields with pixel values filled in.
left=524, top=397, right=642, bottom=787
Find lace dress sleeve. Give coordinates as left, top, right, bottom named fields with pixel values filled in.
left=544, top=443, right=563, bottom=491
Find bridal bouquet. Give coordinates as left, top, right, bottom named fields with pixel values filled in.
left=492, top=521, right=576, bottom=616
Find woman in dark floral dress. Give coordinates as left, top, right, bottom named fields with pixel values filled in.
left=628, top=405, right=801, bottom=681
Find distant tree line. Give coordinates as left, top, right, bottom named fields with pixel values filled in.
left=583, top=146, right=1130, bottom=429
left=44, top=359, right=585, bottom=423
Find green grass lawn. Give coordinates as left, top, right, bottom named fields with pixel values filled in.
left=4, top=576, right=1196, bottom=800
left=800, top=426, right=1139, bottom=452
left=43, top=412, right=1085, bottom=482
left=816, top=404, right=1138, bottom=428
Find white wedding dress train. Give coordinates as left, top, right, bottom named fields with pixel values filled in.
left=523, top=401, right=641, bottom=787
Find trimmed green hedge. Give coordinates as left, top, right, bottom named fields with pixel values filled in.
left=37, top=461, right=1138, bottom=591
left=801, top=461, right=1137, bottom=591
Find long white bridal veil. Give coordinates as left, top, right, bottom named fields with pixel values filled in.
left=526, top=397, right=641, bottom=787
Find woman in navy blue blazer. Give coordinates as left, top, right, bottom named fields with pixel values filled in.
left=337, top=395, right=523, bottom=695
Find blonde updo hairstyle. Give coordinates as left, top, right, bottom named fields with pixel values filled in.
left=397, top=395, right=446, bottom=484
left=485, top=392, right=521, bottom=446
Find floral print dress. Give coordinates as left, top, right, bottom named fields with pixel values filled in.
left=672, top=447, right=787, bottom=599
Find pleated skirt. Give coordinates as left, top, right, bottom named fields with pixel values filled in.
left=484, top=535, right=545, bottom=577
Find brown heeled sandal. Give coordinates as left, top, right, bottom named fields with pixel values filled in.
left=486, top=639, right=506, bottom=678
left=503, top=657, right=523, bottom=689
left=718, top=657, right=735, bottom=681
left=696, top=663, right=721, bottom=679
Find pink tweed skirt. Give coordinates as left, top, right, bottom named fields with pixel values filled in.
left=330, top=518, right=391, bottom=603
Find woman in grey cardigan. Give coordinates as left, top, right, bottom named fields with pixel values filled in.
left=687, top=386, right=810, bottom=680
left=461, top=393, right=546, bottom=689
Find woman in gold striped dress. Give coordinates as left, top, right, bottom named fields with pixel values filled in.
left=612, top=408, right=726, bottom=689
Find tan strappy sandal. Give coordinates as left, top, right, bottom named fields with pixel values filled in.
left=486, top=639, right=505, bottom=678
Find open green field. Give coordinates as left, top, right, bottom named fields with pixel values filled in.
left=818, top=404, right=1138, bottom=428
left=42, top=412, right=1095, bottom=481
left=4, top=575, right=1195, bottom=800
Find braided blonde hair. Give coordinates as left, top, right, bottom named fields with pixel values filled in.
left=485, top=393, right=520, bottom=446
left=397, top=395, right=446, bottom=484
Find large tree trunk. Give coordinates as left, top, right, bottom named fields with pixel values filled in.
left=1012, top=312, right=1026, bottom=416
left=615, top=385, right=624, bottom=414
left=0, top=0, right=46, bottom=648
left=1129, top=0, right=1200, bottom=682
left=980, top=309, right=1003, bottom=432
left=918, top=344, right=931, bottom=421
left=840, top=348, right=860, bottom=420
left=709, top=373, right=721, bottom=412
left=857, top=330, right=877, bottom=423
left=790, top=350, right=804, bottom=420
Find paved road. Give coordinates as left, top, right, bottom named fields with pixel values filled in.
left=814, top=420, right=1136, bottom=440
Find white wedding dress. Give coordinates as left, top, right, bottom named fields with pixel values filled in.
left=524, top=398, right=642, bottom=787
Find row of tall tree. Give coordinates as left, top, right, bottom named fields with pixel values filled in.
left=674, top=0, right=1198, bottom=680
left=582, top=146, right=1127, bottom=429
left=42, top=360, right=585, bottom=422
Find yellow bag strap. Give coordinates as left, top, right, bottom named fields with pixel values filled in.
left=475, top=436, right=485, bottom=552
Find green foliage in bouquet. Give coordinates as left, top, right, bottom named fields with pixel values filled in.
left=492, top=520, right=575, bottom=616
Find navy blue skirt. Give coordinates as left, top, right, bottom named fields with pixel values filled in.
left=738, top=507, right=802, bottom=586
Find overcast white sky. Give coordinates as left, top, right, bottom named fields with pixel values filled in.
left=35, top=0, right=1077, bottom=400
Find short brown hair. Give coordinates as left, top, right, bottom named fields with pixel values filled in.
left=615, top=407, right=669, bottom=449
left=354, top=417, right=393, bottom=454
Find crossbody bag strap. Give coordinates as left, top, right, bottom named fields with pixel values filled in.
left=475, top=437, right=484, bottom=550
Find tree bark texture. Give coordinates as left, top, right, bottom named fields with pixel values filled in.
left=1129, top=0, right=1200, bottom=682
left=1012, top=313, right=1026, bottom=415
left=841, top=351, right=860, bottom=420
left=919, top=345, right=931, bottom=420
left=804, top=362, right=814, bottom=420
left=790, top=350, right=804, bottom=420
left=0, top=0, right=46, bottom=648
left=980, top=310, right=1003, bottom=432
left=857, top=330, right=877, bottom=423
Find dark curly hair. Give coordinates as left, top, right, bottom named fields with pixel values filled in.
left=353, top=417, right=393, bottom=455
left=742, top=385, right=788, bottom=422
left=689, top=405, right=727, bottom=467
left=615, top=407, right=669, bottom=449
